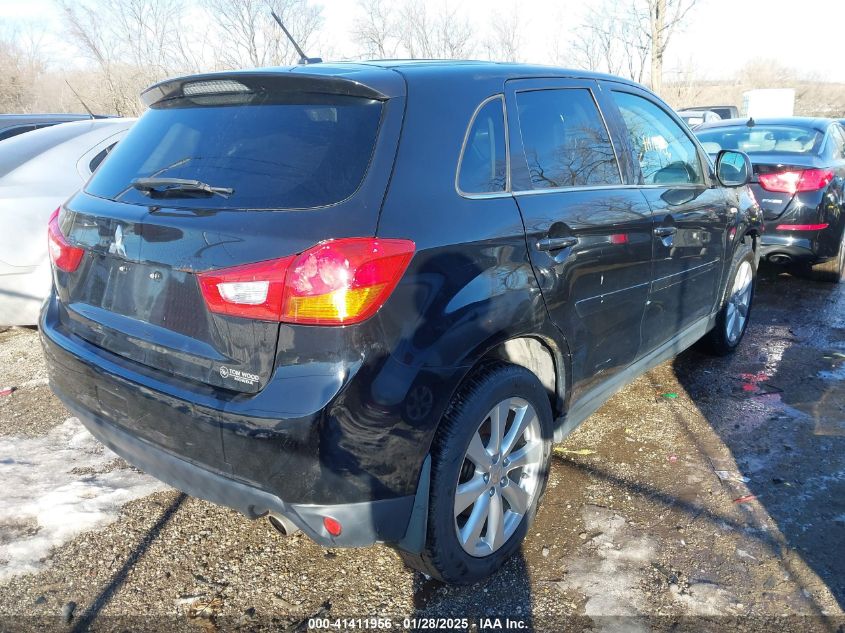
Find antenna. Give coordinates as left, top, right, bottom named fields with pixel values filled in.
left=269, top=9, right=322, bottom=65
left=64, top=80, right=95, bottom=118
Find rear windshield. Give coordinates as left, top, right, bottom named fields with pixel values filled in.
left=696, top=125, right=823, bottom=155
left=86, top=94, right=383, bottom=209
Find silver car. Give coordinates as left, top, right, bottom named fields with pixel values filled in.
left=0, top=118, right=135, bottom=326
left=677, top=109, right=722, bottom=129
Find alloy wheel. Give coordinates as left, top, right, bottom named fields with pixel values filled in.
left=453, top=397, right=543, bottom=557
left=725, top=260, right=753, bottom=344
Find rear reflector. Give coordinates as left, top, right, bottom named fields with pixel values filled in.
left=323, top=516, right=342, bottom=537
left=198, top=238, right=415, bottom=324
left=775, top=223, right=829, bottom=231
left=758, top=169, right=834, bottom=194
left=47, top=207, right=84, bottom=273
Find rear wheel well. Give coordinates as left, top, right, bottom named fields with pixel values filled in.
left=480, top=336, right=562, bottom=417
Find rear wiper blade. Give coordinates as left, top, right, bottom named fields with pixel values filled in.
left=130, top=177, right=234, bottom=199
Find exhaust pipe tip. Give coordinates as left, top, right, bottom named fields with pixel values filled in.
left=768, top=254, right=792, bottom=265
left=268, top=513, right=300, bottom=537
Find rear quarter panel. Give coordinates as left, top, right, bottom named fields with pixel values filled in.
left=373, top=68, right=559, bottom=470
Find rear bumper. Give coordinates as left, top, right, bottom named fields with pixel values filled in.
left=760, top=193, right=843, bottom=263
left=759, top=219, right=840, bottom=264
left=39, top=294, right=423, bottom=547
left=63, top=396, right=411, bottom=547
left=759, top=234, right=818, bottom=263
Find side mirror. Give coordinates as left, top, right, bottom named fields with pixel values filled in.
left=715, top=150, right=752, bottom=187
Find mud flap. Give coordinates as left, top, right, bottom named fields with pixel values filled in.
left=397, top=455, right=431, bottom=554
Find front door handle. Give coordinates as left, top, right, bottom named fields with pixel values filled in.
left=536, top=236, right=578, bottom=251
left=653, top=226, right=677, bottom=237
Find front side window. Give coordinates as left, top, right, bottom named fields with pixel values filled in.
left=458, top=97, right=507, bottom=194
left=515, top=88, right=621, bottom=189
left=612, top=91, right=703, bottom=186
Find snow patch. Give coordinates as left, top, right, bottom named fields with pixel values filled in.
left=558, top=505, right=655, bottom=631
left=671, top=581, right=737, bottom=616
left=0, top=417, right=165, bottom=580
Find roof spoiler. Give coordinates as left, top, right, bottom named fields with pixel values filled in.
left=141, top=71, right=389, bottom=108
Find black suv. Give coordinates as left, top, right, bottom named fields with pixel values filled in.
left=41, top=61, right=762, bottom=584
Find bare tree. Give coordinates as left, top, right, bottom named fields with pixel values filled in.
left=434, top=4, right=474, bottom=59
left=60, top=0, right=195, bottom=115
left=200, top=0, right=323, bottom=69
left=645, top=0, right=698, bottom=95
left=0, top=42, right=35, bottom=112
left=395, top=1, right=475, bottom=59
left=564, top=0, right=648, bottom=83
left=619, top=4, right=650, bottom=84
left=483, top=10, right=522, bottom=62
left=353, top=0, right=398, bottom=59
left=397, top=3, right=432, bottom=58
left=661, top=57, right=704, bottom=107
left=560, top=0, right=696, bottom=93
left=584, top=6, right=624, bottom=75
left=0, top=23, right=47, bottom=112
left=353, top=0, right=477, bottom=61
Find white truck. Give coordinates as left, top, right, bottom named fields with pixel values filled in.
left=742, top=89, right=796, bottom=118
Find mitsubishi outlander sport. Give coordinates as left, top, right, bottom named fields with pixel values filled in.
left=41, top=61, right=762, bottom=583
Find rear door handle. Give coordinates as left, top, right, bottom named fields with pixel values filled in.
left=653, top=226, right=677, bottom=237
left=536, top=236, right=578, bottom=251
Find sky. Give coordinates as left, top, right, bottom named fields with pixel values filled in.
left=2, top=0, right=845, bottom=82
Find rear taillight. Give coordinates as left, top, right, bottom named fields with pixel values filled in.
left=47, top=207, right=84, bottom=273
left=757, top=168, right=834, bottom=194
left=198, top=238, right=415, bottom=325
left=197, top=257, right=294, bottom=320
left=775, top=223, right=829, bottom=231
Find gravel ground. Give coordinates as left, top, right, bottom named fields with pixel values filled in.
left=0, top=267, right=843, bottom=632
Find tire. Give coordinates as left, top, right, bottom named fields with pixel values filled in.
left=701, top=241, right=756, bottom=356
left=400, top=362, right=553, bottom=584
left=810, top=229, right=845, bottom=283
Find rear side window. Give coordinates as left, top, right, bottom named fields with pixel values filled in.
left=612, top=91, right=703, bottom=185
left=458, top=97, right=507, bottom=194
left=515, top=88, right=621, bottom=189
left=89, top=142, right=117, bottom=173
left=0, top=125, right=36, bottom=141
left=86, top=94, right=383, bottom=210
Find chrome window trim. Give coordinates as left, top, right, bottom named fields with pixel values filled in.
left=513, top=184, right=637, bottom=196
left=512, top=85, right=625, bottom=191
left=512, top=183, right=707, bottom=197
left=455, top=94, right=511, bottom=199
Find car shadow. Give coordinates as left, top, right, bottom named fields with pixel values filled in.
left=407, top=552, right=535, bottom=630
left=70, top=493, right=186, bottom=632
left=671, top=264, right=845, bottom=612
